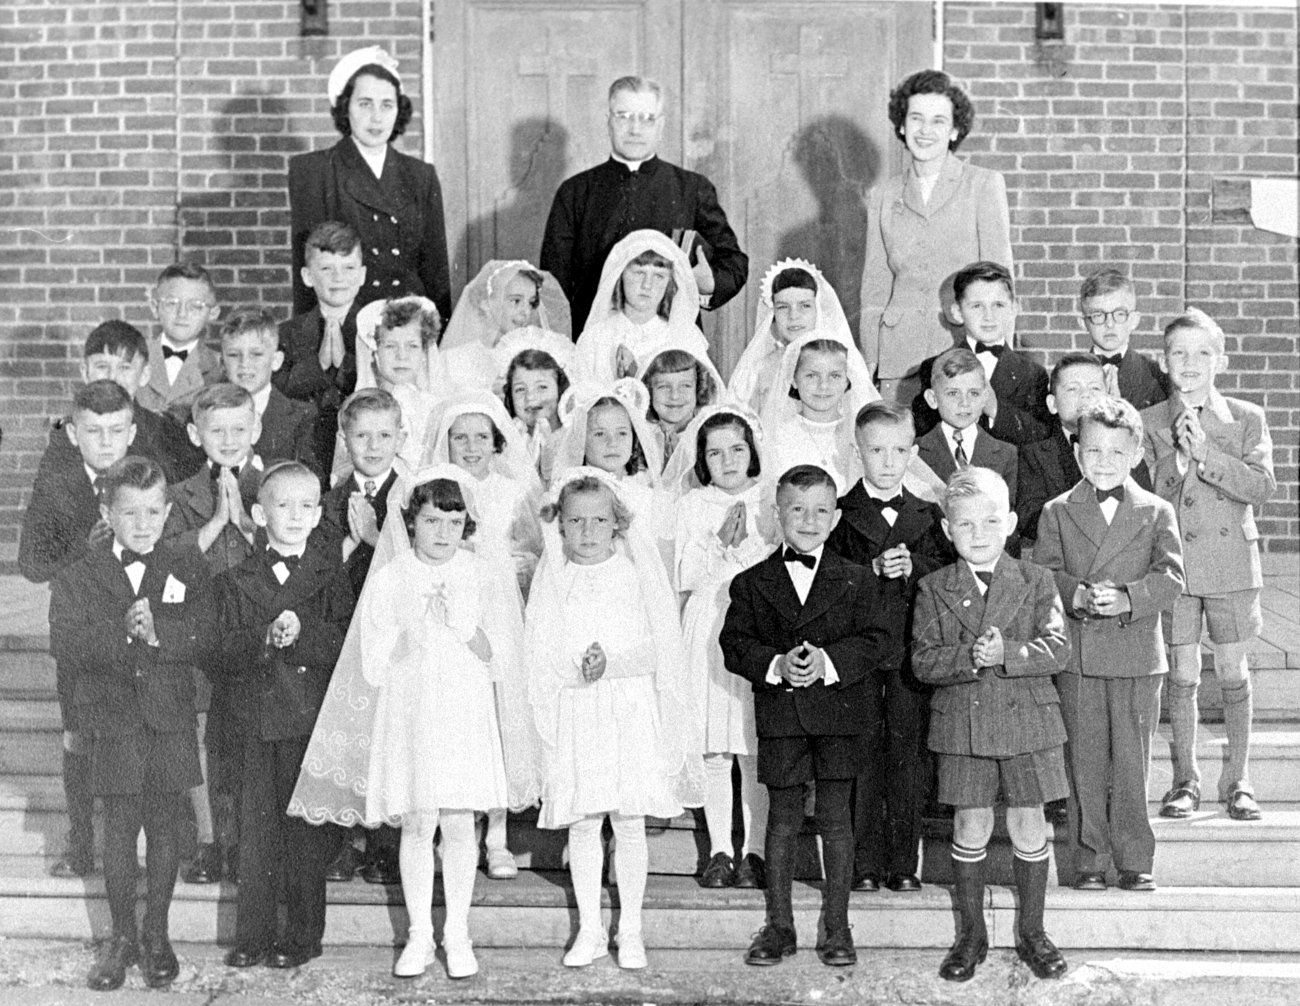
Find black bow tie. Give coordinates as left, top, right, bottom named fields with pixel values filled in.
left=974, top=570, right=993, bottom=588
left=210, top=463, right=243, bottom=482
left=162, top=345, right=189, bottom=362
left=120, top=548, right=148, bottom=566
left=268, top=550, right=301, bottom=569
left=868, top=494, right=904, bottom=513
left=1096, top=485, right=1125, bottom=504
left=783, top=547, right=816, bottom=570
left=1097, top=353, right=1123, bottom=368
left=974, top=342, right=1005, bottom=358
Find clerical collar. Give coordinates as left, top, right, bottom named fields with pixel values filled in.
left=610, top=152, right=657, bottom=173
left=250, top=384, right=272, bottom=417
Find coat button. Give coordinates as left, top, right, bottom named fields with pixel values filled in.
left=390, top=215, right=398, bottom=224
left=963, top=599, right=971, bottom=607
left=1187, top=531, right=1197, bottom=540
left=372, top=248, right=381, bottom=255
left=372, top=214, right=378, bottom=221
left=391, top=279, right=400, bottom=286
left=1184, top=497, right=1194, bottom=507
left=392, top=248, right=400, bottom=256
left=372, top=279, right=380, bottom=286
left=1220, top=528, right=1229, bottom=536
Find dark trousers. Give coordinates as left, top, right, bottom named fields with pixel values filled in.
left=1058, top=673, right=1162, bottom=875
left=235, top=735, right=334, bottom=952
left=766, top=778, right=854, bottom=937
left=63, top=748, right=95, bottom=866
left=102, top=788, right=181, bottom=943
left=852, top=665, right=932, bottom=878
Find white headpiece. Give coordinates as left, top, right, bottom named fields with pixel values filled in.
left=552, top=378, right=664, bottom=483
left=421, top=391, right=543, bottom=493
left=441, top=260, right=572, bottom=352
left=660, top=401, right=763, bottom=500
left=354, top=295, right=446, bottom=395
left=328, top=46, right=402, bottom=108
left=581, top=229, right=701, bottom=335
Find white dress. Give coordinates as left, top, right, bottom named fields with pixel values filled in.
left=766, top=413, right=854, bottom=494
left=537, top=551, right=683, bottom=828
left=470, top=469, right=542, bottom=596
left=576, top=314, right=674, bottom=384
left=675, top=483, right=770, bottom=756
left=391, top=383, right=439, bottom=473
left=364, top=550, right=508, bottom=823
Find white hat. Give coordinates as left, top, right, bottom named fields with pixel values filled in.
left=327, top=46, right=402, bottom=108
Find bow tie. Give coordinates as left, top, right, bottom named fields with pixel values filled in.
left=782, top=547, right=816, bottom=570
left=268, top=550, right=301, bottom=570
left=161, top=345, right=189, bottom=362
left=210, top=463, right=243, bottom=482
left=1096, top=353, right=1124, bottom=368
left=974, top=570, right=993, bottom=588
left=120, top=548, right=148, bottom=567
left=974, top=342, right=1005, bottom=358
left=868, top=494, right=904, bottom=513
left=1096, top=485, right=1125, bottom=504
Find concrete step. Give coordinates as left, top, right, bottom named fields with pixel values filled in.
left=0, top=650, right=56, bottom=699
left=1, top=858, right=1299, bottom=952
left=1148, top=725, right=1300, bottom=802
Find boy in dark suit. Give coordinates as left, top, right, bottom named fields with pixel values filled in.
left=912, top=467, right=1070, bottom=982
left=1035, top=397, right=1183, bottom=892
left=275, top=221, right=367, bottom=471
left=220, top=306, right=320, bottom=479
left=720, top=464, right=890, bottom=968
left=217, top=462, right=354, bottom=969
left=913, top=261, right=1052, bottom=446
left=313, top=387, right=404, bottom=883
left=20, top=380, right=137, bottom=878
left=1142, top=310, right=1276, bottom=822
left=1079, top=268, right=1170, bottom=412
left=49, top=456, right=216, bottom=991
left=137, top=263, right=224, bottom=426
left=826, top=402, right=953, bottom=894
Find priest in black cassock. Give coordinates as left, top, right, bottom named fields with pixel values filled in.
left=540, top=75, right=749, bottom=335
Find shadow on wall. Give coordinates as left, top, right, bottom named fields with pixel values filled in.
left=775, top=114, right=879, bottom=343
left=455, top=116, right=570, bottom=290
left=178, top=94, right=309, bottom=314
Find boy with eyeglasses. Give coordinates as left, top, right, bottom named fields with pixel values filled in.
left=137, top=263, right=225, bottom=426
left=1078, top=268, right=1169, bottom=412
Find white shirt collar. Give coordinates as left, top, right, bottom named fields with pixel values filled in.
left=84, top=463, right=100, bottom=485
left=860, top=479, right=904, bottom=502
left=966, top=335, right=1005, bottom=351
left=319, top=302, right=351, bottom=323
left=966, top=558, right=998, bottom=576
left=160, top=334, right=197, bottom=354
left=785, top=543, right=825, bottom=564
left=352, top=468, right=392, bottom=493
left=941, top=420, right=978, bottom=454
left=250, top=384, right=273, bottom=417
left=355, top=140, right=387, bottom=178
left=268, top=543, right=307, bottom=559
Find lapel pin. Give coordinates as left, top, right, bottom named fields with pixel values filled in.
left=962, top=599, right=971, bottom=607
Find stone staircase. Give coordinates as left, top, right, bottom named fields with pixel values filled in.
left=1, top=565, right=1298, bottom=952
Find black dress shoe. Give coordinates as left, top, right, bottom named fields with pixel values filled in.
left=850, top=871, right=880, bottom=892
left=224, top=945, right=267, bottom=968
left=886, top=873, right=922, bottom=892
left=267, top=942, right=323, bottom=969
left=1117, top=871, right=1156, bottom=891
left=50, top=854, right=95, bottom=879
left=1073, top=871, right=1107, bottom=891
left=181, top=843, right=223, bottom=884
left=1227, top=788, right=1262, bottom=821
left=140, top=935, right=180, bottom=988
left=938, top=929, right=988, bottom=982
left=87, top=935, right=139, bottom=991
left=699, top=852, right=736, bottom=888
left=816, top=927, right=856, bottom=966
left=325, top=842, right=359, bottom=882
left=745, top=924, right=797, bottom=966
left=1044, top=799, right=1069, bottom=827
left=1016, top=930, right=1067, bottom=979
left=1159, top=781, right=1200, bottom=819
left=733, top=853, right=767, bottom=889
left=360, top=854, right=400, bottom=885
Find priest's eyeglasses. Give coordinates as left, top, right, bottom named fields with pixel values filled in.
left=1082, top=309, right=1131, bottom=326
left=610, top=111, right=660, bottom=127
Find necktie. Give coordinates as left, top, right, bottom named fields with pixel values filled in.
left=782, top=547, right=816, bottom=570
left=120, top=548, right=147, bottom=566
left=318, top=316, right=346, bottom=372
left=1096, top=485, right=1125, bottom=504
left=974, top=342, right=1005, bottom=358
left=868, top=494, right=904, bottom=513
left=363, top=479, right=376, bottom=498
left=162, top=345, right=189, bottom=362
left=975, top=570, right=993, bottom=589
left=953, top=429, right=969, bottom=468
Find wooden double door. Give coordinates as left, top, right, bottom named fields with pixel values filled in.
left=433, top=0, right=933, bottom=375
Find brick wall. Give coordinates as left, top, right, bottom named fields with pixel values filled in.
left=1, top=1, right=1296, bottom=565
left=946, top=1, right=1298, bottom=549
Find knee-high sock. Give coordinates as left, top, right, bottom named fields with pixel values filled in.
left=813, top=778, right=854, bottom=935
left=102, top=795, right=143, bottom=942
left=439, top=810, right=478, bottom=942
left=737, top=755, right=768, bottom=858
left=1167, top=680, right=1201, bottom=787
left=190, top=713, right=215, bottom=845
left=765, top=785, right=804, bottom=931
left=1220, top=679, right=1253, bottom=796
left=1012, top=844, right=1050, bottom=939
left=399, top=818, right=437, bottom=941
left=950, top=842, right=987, bottom=941
left=484, top=807, right=509, bottom=854
left=610, top=815, right=647, bottom=937
left=568, top=816, right=606, bottom=935
left=63, top=749, right=94, bottom=863
left=141, top=788, right=180, bottom=941
left=702, top=754, right=735, bottom=858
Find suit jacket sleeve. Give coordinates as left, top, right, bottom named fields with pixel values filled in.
left=858, top=185, right=890, bottom=374
left=1121, top=501, right=1185, bottom=622
left=988, top=359, right=1051, bottom=446
left=693, top=175, right=747, bottom=312
left=1031, top=501, right=1085, bottom=618
left=719, top=572, right=783, bottom=690
left=419, top=165, right=453, bottom=325
left=820, top=574, right=892, bottom=690
left=289, top=154, right=329, bottom=316
left=216, top=571, right=273, bottom=677
left=996, top=567, right=1069, bottom=679
left=909, top=574, right=979, bottom=686
left=292, top=401, right=322, bottom=477
left=18, top=463, right=87, bottom=584
left=162, top=489, right=205, bottom=557
left=276, top=317, right=332, bottom=400
left=910, top=512, right=955, bottom=580
left=283, top=568, right=355, bottom=670
left=1198, top=407, right=1276, bottom=508
left=49, top=565, right=135, bottom=681
left=539, top=180, right=578, bottom=306
left=1015, top=446, right=1053, bottom=545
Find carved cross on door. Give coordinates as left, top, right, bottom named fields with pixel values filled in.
left=517, top=28, right=600, bottom=126
left=769, top=25, right=848, bottom=120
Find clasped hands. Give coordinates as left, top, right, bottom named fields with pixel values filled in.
left=1073, top=579, right=1132, bottom=618
left=267, top=609, right=301, bottom=648
left=1173, top=406, right=1208, bottom=463
left=715, top=500, right=749, bottom=548
left=125, top=598, right=159, bottom=647
left=778, top=641, right=827, bottom=687
left=578, top=642, right=607, bottom=683
left=970, top=626, right=1004, bottom=672
left=872, top=543, right=912, bottom=579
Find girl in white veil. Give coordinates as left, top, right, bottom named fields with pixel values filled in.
left=636, top=335, right=728, bottom=483
left=525, top=466, right=704, bottom=970
left=497, top=327, right=577, bottom=482
left=729, top=258, right=852, bottom=413
left=288, top=465, right=534, bottom=979
left=574, top=229, right=708, bottom=384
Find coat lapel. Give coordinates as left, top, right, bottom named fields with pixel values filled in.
left=1088, top=481, right=1148, bottom=575
left=795, top=553, right=852, bottom=629
left=753, top=551, right=805, bottom=627
left=338, top=141, right=406, bottom=217
left=1064, top=479, right=1108, bottom=551
left=981, top=556, right=1028, bottom=634
left=904, top=154, right=963, bottom=218
left=935, top=562, right=986, bottom=638
left=184, top=472, right=216, bottom=523
left=887, top=495, right=932, bottom=548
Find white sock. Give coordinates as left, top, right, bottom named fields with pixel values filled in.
left=702, top=754, right=735, bottom=858
left=399, top=817, right=437, bottom=941
left=737, top=754, right=768, bottom=858
left=438, top=810, right=478, bottom=942
left=610, top=814, right=647, bottom=937
left=484, top=807, right=509, bottom=854
left=568, top=816, right=606, bottom=934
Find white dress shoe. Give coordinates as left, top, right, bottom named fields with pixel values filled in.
left=485, top=848, right=519, bottom=880
left=394, top=932, right=436, bottom=977
left=616, top=930, right=647, bottom=970
left=563, top=927, right=609, bottom=967
left=442, top=934, right=479, bottom=979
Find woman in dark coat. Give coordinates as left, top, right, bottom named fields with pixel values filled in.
left=289, top=46, right=453, bottom=323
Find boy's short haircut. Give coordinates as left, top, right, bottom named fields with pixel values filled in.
left=542, top=476, right=632, bottom=537
left=932, top=346, right=986, bottom=386
left=304, top=220, right=362, bottom=261
left=1049, top=352, right=1105, bottom=394
left=693, top=411, right=761, bottom=487
left=953, top=260, right=1014, bottom=303
left=220, top=305, right=280, bottom=348
left=98, top=455, right=166, bottom=509
left=84, top=320, right=149, bottom=362
left=942, top=466, right=1009, bottom=516
left=776, top=463, right=837, bottom=495
left=503, top=349, right=570, bottom=419
left=1163, top=307, right=1226, bottom=354
left=1079, top=267, right=1134, bottom=304
left=643, top=348, right=717, bottom=412
left=378, top=297, right=442, bottom=349
left=190, top=382, right=254, bottom=424
left=403, top=477, right=477, bottom=539
left=74, top=379, right=134, bottom=418
left=154, top=262, right=217, bottom=299
left=257, top=460, right=320, bottom=502
left=339, top=387, right=403, bottom=433
left=772, top=267, right=817, bottom=298
left=855, top=399, right=915, bottom=436
left=608, top=75, right=662, bottom=105
left=1078, top=395, right=1144, bottom=446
